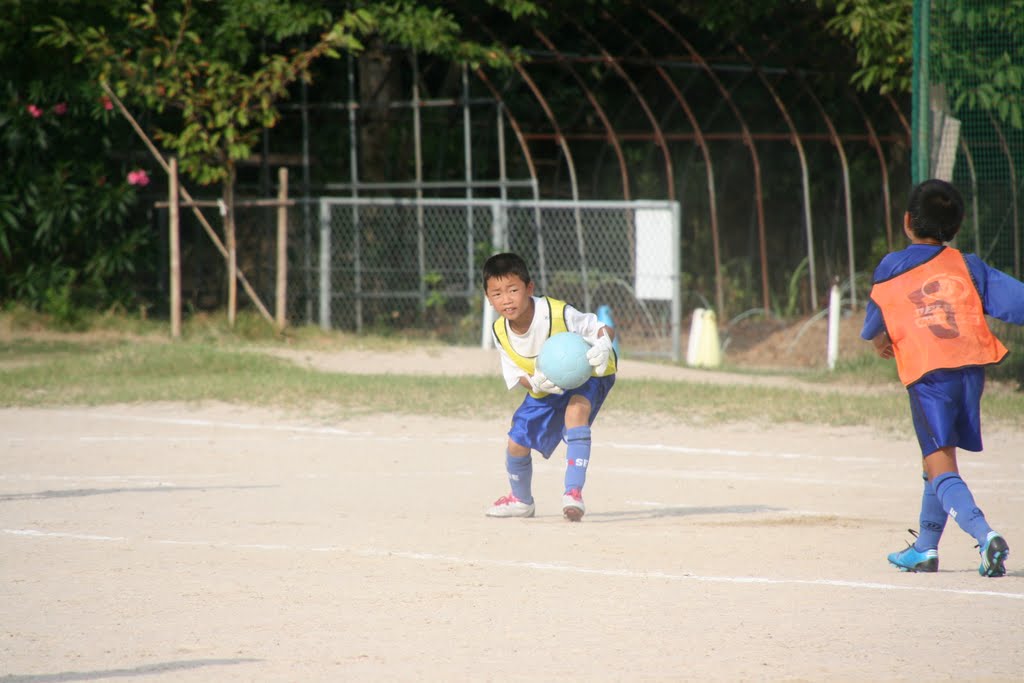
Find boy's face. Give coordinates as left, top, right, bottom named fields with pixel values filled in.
left=485, top=274, right=535, bottom=327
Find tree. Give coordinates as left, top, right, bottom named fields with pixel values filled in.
left=932, top=2, right=1024, bottom=130
left=42, top=0, right=375, bottom=326
left=820, top=0, right=1024, bottom=129
left=41, top=0, right=539, bottom=326
left=335, top=1, right=539, bottom=184
left=818, top=0, right=913, bottom=96
left=0, top=0, right=151, bottom=319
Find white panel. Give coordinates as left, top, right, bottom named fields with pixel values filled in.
left=635, top=208, right=674, bottom=301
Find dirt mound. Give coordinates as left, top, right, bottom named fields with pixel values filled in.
left=717, top=312, right=868, bottom=370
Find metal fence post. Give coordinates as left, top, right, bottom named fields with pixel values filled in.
left=318, top=199, right=331, bottom=330
left=480, top=200, right=507, bottom=348
left=671, top=200, right=682, bottom=362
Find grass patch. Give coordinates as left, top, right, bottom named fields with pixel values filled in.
left=1, top=308, right=1021, bottom=433
left=0, top=340, right=515, bottom=419
left=0, top=336, right=912, bottom=432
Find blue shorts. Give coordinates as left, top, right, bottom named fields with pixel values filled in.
left=907, top=367, right=985, bottom=456
left=508, top=375, right=616, bottom=458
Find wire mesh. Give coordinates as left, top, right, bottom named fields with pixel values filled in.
left=294, top=197, right=681, bottom=359
left=919, top=0, right=1024, bottom=380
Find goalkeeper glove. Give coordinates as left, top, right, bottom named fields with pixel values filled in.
left=586, top=334, right=614, bottom=375
left=528, top=369, right=564, bottom=395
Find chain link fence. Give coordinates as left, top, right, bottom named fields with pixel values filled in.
left=287, top=197, right=682, bottom=359
left=916, top=0, right=1024, bottom=383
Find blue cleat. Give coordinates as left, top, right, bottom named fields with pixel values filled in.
left=888, top=530, right=938, bottom=572
left=977, top=531, right=1009, bottom=577
left=888, top=546, right=939, bottom=573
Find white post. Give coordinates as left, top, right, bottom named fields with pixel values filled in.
left=686, top=308, right=705, bottom=367
left=698, top=309, right=722, bottom=368
left=670, top=201, right=682, bottom=362
left=480, top=202, right=504, bottom=348
left=481, top=300, right=496, bottom=349
left=827, top=283, right=841, bottom=370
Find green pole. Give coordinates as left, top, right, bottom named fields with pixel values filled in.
left=912, top=0, right=930, bottom=184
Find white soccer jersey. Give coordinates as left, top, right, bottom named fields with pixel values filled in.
left=496, top=296, right=606, bottom=390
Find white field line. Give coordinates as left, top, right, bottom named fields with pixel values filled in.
left=3, top=527, right=1022, bottom=602
left=5, top=411, right=1020, bottom=489
left=10, top=410, right=862, bottom=463
left=0, top=474, right=225, bottom=482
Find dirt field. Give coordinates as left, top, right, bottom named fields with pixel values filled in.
left=2, top=345, right=1022, bottom=682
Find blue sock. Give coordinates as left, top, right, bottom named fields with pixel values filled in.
left=506, top=451, right=533, bottom=504
left=564, top=426, right=591, bottom=493
left=915, top=473, right=947, bottom=551
left=931, top=472, right=992, bottom=546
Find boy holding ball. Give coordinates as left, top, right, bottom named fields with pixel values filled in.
left=483, top=252, right=617, bottom=521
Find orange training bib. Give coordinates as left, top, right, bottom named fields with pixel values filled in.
left=869, top=247, right=1007, bottom=386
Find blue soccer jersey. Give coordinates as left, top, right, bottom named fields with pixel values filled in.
left=862, top=244, right=1024, bottom=454
left=862, top=245, right=1024, bottom=342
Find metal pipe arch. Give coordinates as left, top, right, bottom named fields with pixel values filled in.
left=531, top=31, right=632, bottom=201
left=604, top=12, right=725, bottom=316
left=648, top=7, right=771, bottom=315
left=791, top=68, right=858, bottom=310
left=559, top=15, right=675, bottom=201
left=734, top=41, right=819, bottom=312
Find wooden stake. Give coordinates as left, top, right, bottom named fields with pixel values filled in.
left=276, top=167, right=289, bottom=331
left=169, top=157, right=182, bottom=339
left=225, top=174, right=237, bottom=327
left=100, top=81, right=275, bottom=326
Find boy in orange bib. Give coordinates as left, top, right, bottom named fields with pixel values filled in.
left=862, top=179, right=1024, bottom=577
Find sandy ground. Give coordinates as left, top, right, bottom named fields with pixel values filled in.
left=2, top=347, right=1023, bottom=682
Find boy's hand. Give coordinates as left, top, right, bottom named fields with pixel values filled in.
left=586, top=334, right=614, bottom=374
left=872, top=331, right=894, bottom=359
left=529, top=369, right=564, bottom=395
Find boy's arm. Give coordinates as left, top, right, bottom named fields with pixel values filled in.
left=564, top=305, right=613, bottom=344
left=860, top=299, right=885, bottom=341
left=975, top=258, right=1024, bottom=325
left=586, top=326, right=614, bottom=374
left=497, top=347, right=528, bottom=390
left=870, top=331, right=894, bottom=359
left=497, top=339, right=564, bottom=394
left=862, top=300, right=892, bottom=359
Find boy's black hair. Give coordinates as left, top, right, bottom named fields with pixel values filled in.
left=907, top=179, right=964, bottom=243
left=482, top=252, right=532, bottom=287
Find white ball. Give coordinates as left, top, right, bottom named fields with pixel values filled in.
left=537, top=332, right=592, bottom=390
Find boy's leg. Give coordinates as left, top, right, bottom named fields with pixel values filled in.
left=925, top=448, right=1009, bottom=576
left=559, top=376, right=614, bottom=522
left=505, top=441, right=534, bottom=503
left=489, top=394, right=565, bottom=518
left=924, top=447, right=992, bottom=543
left=915, top=470, right=948, bottom=550
left=908, top=370, right=1008, bottom=576
left=561, top=395, right=593, bottom=521
left=888, top=470, right=946, bottom=572
left=485, top=439, right=536, bottom=518
left=564, top=395, right=592, bottom=493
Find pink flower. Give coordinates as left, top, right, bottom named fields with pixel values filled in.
left=53, top=102, right=68, bottom=115
left=26, top=104, right=42, bottom=118
left=127, top=169, right=150, bottom=187
left=101, top=96, right=113, bottom=111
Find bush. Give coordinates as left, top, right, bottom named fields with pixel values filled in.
left=0, top=4, right=155, bottom=313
